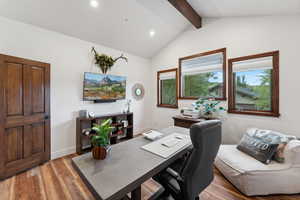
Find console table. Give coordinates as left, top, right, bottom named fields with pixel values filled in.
left=76, top=112, right=133, bottom=154
left=173, top=115, right=205, bottom=128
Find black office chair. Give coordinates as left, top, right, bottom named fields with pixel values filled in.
left=152, top=120, right=222, bottom=200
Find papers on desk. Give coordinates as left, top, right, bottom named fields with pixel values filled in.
left=142, top=130, right=163, bottom=141
left=141, top=133, right=191, bottom=158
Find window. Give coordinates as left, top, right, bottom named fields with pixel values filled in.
left=228, top=51, right=279, bottom=117
left=179, top=48, right=226, bottom=100
left=157, top=68, right=178, bottom=108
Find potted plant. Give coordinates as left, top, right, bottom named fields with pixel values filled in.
left=91, top=47, right=128, bottom=74
left=193, top=98, right=226, bottom=119
left=91, top=119, right=114, bottom=160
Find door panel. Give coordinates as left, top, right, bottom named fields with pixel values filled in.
left=23, top=125, right=32, bottom=159
left=32, top=122, right=45, bottom=154
left=0, top=54, right=50, bottom=179
left=6, top=63, right=23, bottom=116
left=5, top=127, right=23, bottom=163
left=31, top=67, right=45, bottom=114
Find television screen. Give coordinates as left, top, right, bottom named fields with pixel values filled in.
left=83, top=72, right=126, bottom=101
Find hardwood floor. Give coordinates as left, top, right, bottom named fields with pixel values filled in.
left=0, top=154, right=299, bottom=200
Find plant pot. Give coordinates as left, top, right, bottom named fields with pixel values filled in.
left=92, top=146, right=107, bottom=160
left=204, top=112, right=214, bottom=120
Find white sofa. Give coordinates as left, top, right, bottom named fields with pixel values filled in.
left=214, top=140, right=300, bottom=196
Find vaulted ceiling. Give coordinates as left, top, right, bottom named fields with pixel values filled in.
left=0, top=0, right=299, bottom=58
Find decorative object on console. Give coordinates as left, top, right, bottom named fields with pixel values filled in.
left=193, top=98, right=225, bottom=119
left=79, top=110, right=89, bottom=118
left=123, top=99, right=132, bottom=113
left=90, top=119, right=114, bottom=160
left=91, top=47, right=128, bottom=74
left=88, top=111, right=95, bottom=118
left=122, top=120, right=128, bottom=127
left=132, top=83, right=145, bottom=100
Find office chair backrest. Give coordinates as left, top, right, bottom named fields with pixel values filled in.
left=181, top=120, right=222, bottom=200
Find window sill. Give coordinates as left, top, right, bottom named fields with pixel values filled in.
left=157, top=104, right=178, bottom=109
left=179, top=96, right=227, bottom=101
left=228, top=110, right=280, bottom=117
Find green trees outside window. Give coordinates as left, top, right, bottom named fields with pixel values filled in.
left=234, top=69, right=272, bottom=111
left=179, top=48, right=227, bottom=100
left=161, top=79, right=176, bottom=105
left=183, top=71, right=223, bottom=98
left=157, top=68, right=178, bottom=108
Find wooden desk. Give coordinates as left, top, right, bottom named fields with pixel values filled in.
left=72, top=127, right=190, bottom=200
left=173, top=115, right=205, bottom=128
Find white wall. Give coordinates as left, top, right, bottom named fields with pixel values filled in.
left=150, top=15, right=300, bottom=143
left=0, top=17, right=152, bottom=159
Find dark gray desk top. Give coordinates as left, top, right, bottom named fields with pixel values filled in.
left=72, top=126, right=190, bottom=200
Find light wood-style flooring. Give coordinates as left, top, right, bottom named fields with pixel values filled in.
left=0, top=154, right=299, bottom=200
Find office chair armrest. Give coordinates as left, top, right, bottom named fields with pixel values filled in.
left=166, top=167, right=183, bottom=182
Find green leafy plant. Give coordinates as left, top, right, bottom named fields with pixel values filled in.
left=193, top=98, right=226, bottom=117
left=91, top=47, right=128, bottom=74
left=91, top=119, right=114, bottom=147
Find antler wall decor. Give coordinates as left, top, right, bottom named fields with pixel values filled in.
left=91, top=47, right=128, bottom=74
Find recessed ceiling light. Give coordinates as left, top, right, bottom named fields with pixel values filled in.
left=90, top=0, right=99, bottom=8
left=149, top=30, right=156, bottom=37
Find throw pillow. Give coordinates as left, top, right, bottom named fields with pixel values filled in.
left=245, top=128, right=297, bottom=163
left=237, top=132, right=279, bottom=164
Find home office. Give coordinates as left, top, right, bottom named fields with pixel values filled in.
left=1, top=0, right=300, bottom=200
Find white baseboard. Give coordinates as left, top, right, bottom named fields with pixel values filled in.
left=51, top=146, right=76, bottom=160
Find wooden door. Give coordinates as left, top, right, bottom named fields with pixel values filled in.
left=0, top=54, right=50, bottom=179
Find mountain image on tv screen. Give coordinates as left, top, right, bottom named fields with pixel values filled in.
left=83, top=72, right=126, bottom=101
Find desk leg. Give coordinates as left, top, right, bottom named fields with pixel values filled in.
left=131, top=186, right=141, bottom=200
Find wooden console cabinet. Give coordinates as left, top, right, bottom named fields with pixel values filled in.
left=76, top=112, right=133, bottom=154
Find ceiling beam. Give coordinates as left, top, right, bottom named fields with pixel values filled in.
left=168, top=0, right=202, bottom=29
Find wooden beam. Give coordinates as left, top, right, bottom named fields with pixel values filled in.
left=168, top=0, right=202, bottom=29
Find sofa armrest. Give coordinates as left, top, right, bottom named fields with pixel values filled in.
left=285, top=140, right=300, bottom=167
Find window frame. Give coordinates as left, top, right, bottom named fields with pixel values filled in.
left=157, top=68, right=178, bottom=109
left=178, top=48, right=227, bottom=100
left=228, top=51, right=280, bottom=117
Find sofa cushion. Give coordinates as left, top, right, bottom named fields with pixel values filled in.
left=285, top=140, right=300, bottom=166
left=218, top=145, right=290, bottom=173
left=215, top=145, right=300, bottom=196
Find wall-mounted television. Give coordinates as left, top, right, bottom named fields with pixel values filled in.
left=83, top=72, right=126, bottom=102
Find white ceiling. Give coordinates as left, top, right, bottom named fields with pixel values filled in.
left=188, top=0, right=300, bottom=17
left=0, top=0, right=190, bottom=58
left=0, top=0, right=299, bottom=58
